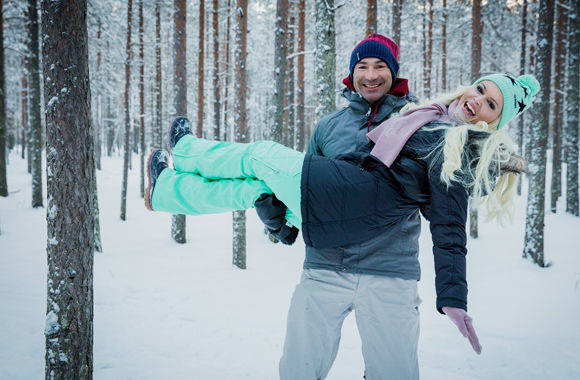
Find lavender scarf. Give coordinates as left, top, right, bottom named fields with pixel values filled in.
left=367, top=100, right=460, bottom=167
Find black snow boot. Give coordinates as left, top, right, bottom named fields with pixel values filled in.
left=168, top=116, right=193, bottom=150
left=145, top=149, right=169, bottom=211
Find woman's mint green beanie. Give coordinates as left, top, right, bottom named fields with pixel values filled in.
left=473, top=73, right=540, bottom=129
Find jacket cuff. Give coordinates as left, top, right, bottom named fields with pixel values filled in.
left=436, top=297, right=467, bottom=314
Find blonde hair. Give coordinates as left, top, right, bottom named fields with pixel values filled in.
left=399, top=86, right=517, bottom=223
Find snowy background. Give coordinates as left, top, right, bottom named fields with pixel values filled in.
left=1, top=150, right=579, bottom=379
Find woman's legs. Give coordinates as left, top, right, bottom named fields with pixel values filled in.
left=171, top=135, right=304, bottom=226
left=151, top=167, right=272, bottom=216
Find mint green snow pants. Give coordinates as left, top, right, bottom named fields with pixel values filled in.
left=151, top=135, right=304, bottom=227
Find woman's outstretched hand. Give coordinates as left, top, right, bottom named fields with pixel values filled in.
left=442, top=306, right=482, bottom=354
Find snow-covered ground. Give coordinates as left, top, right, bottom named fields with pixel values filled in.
left=1, top=150, right=579, bottom=379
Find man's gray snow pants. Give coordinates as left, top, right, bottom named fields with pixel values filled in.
left=279, top=268, right=421, bottom=380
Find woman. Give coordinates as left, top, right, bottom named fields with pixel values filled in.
left=145, top=73, right=538, bottom=353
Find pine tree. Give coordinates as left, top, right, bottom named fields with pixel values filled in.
left=441, top=0, right=448, bottom=91
left=212, top=0, right=221, bottom=140
left=0, top=0, right=6, bottom=197
left=392, top=0, right=403, bottom=47
left=42, top=1, right=94, bottom=376
left=271, top=0, right=289, bottom=143
left=172, top=0, right=187, bottom=243
left=315, top=0, right=336, bottom=119
left=565, top=0, right=579, bottom=216
left=197, top=0, right=205, bottom=138
left=366, top=0, right=377, bottom=36
left=517, top=0, right=528, bottom=196
left=232, top=0, right=249, bottom=269
left=295, top=0, right=306, bottom=151
left=154, top=0, right=163, bottom=148
left=523, top=0, right=554, bottom=267
left=120, top=0, right=133, bottom=221
left=138, top=0, right=145, bottom=199
left=28, top=0, right=43, bottom=208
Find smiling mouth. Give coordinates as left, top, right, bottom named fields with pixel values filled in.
left=363, top=83, right=382, bottom=89
left=464, top=101, right=475, bottom=117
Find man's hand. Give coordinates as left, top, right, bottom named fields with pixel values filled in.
left=442, top=306, right=482, bottom=354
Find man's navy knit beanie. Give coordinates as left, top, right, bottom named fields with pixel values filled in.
left=349, top=34, right=399, bottom=82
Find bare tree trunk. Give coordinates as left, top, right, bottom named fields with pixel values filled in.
left=95, top=21, right=102, bottom=171
left=517, top=0, right=527, bottom=196
left=426, top=0, right=433, bottom=98
left=296, top=0, right=306, bottom=151
left=42, top=1, right=94, bottom=376
left=223, top=0, right=232, bottom=142
left=28, top=0, right=43, bottom=208
left=232, top=0, right=249, bottom=269
left=21, top=69, right=28, bottom=161
left=550, top=1, right=567, bottom=213
left=154, top=0, right=163, bottom=148
left=523, top=0, right=554, bottom=267
left=315, top=0, right=336, bottom=120
left=565, top=0, right=579, bottom=216
left=120, top=0, right=133, bottom=221
left=441, top=0, right=447, bottom=91
left=212, top=0, right=221, bottom=140
left=197, top=0, right=205, bottom=138
left=469, top=0, right=483, bottom=239
left=366, top=0, right=377, bottom=36
left=172, top=0, right=187, bottom=243
left=271, top=0, right=289, bottom=143
left=0, top=0, right=6, bottom=197
left=392, top=0, right=403, bottom=47
left=139, top=0, right=145, bottom=198
left=283, top=0, right=296, bottom=147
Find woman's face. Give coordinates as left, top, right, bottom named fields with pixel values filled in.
left=456, top=81, right=503, bottom=125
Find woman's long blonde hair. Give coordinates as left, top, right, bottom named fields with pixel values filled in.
left=399, top=86, right=518, bottom=223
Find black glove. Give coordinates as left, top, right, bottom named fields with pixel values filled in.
left=254, top=193, right=299, bottom=245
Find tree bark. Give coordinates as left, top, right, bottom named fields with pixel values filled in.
left=154, top=0, right=163, bottom=148
left=441, top=0, right=447, bottom=91
left=366, top=0, right=377, bottom=36
left=296, top=0, right=306, bottom=151
left=212, top=0, right=221, bottom=140
left=271, top=0, right=289, bottom=143
left=469, top=0, right=483, bottom=239
left=139, top=0, right=145, bottom=199
left=172, top=0, right=187, bottom=243
left=120, top=0, right=133, bottom=221
left=232, top=0, right=249, bottom=269
left=21, top=68, right=28, bottom=161
left=517, top=0, right=527, bottom=196
left=223, top=0, right=232, bottom=142
left=0, top=0, right=6, bottom=197
left=565, top=0, right=579, bottom=216
left=550, top=1, right=567, bottom=213
left=42, top=1, right=94, bottom=377
left=315, top=0, right=336, bottom=120
left=392, top=0, right=403, bottom=47
left=28, top=0, right=43, bottom=208
left=523, top=0, right=554, bottom=267
left=283, top=0, right=296, bottom=147
left=198, top=0, right=205, bottom=138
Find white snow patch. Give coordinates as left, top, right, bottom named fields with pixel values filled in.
left=45, top=311, right=60, bottom=335
left=47, top=96, right=59, bottom=108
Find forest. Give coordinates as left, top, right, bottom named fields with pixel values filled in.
left=0, top=0, right=578, bottom=378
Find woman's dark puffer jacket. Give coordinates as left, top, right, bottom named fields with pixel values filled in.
left=300, top=124, right=488, bottom=312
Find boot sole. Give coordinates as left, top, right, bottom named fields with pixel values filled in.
left=144, top=150, right=157, bottom=211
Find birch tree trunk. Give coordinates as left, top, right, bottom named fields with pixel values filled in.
left=139, top=0, right=145, bottom=199
left=271, top=0, right=289, bottom=143
left=28, top=0, right=43, bottom=208
left=523, top=0, right=554, bottom=267
left=42, top=1, right=94, bottom=376
left=315, top=0, right=336, bottom=120
left=565, top=0, right=579, bottom=216
left=233, top=0, right=249, bottom=269
left=120, top=0, right=133, bottom=221
left=172, top=0, right=187, bottom=243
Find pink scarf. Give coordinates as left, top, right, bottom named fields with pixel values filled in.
left=367, top=100, right=460, bottom=167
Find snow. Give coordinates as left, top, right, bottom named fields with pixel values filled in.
left=1, top=150, right=580, bottom=379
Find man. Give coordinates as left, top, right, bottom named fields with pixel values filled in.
left=277, top=34, right=423, bottom=379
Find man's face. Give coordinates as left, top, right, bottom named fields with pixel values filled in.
left=353, top=58, right=393, bottom=106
